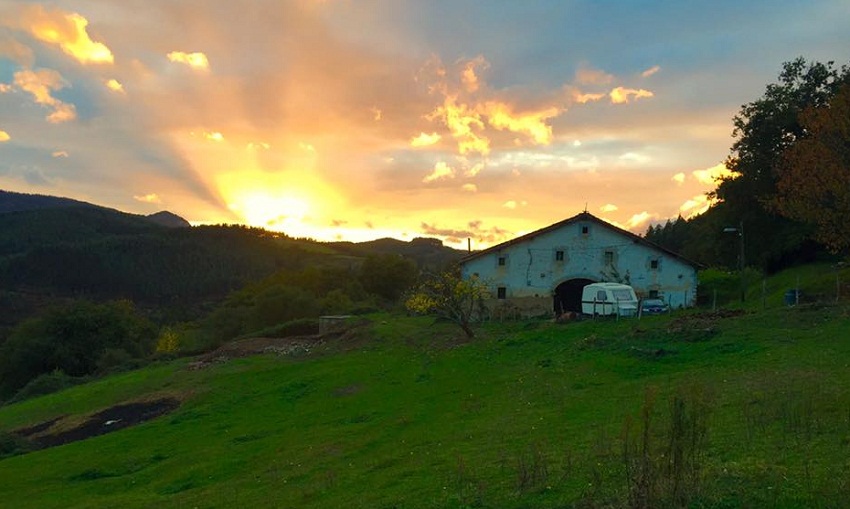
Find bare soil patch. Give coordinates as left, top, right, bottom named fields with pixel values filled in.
left=187, top=318, right=373, bottom=370
left=11, top=397, right=180, bottom=452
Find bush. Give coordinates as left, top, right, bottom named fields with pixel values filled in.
left=7, top=369, right=84, bottom=404
left=0, top=300, right=156, bottom=398
left=241, top=318, right=320, bottom=339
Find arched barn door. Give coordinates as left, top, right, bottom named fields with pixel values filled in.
left=553, top=278, right=595, bottom=315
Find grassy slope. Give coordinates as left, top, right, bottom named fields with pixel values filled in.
left=2, top=270, right=850, bottom=507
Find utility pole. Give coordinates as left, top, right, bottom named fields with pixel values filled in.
left=724, top=220, right=745, bottom=303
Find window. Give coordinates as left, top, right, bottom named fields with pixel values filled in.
left=555, top=250, right=564, bottom=261
left=649, top=290, right=659, bottom=298
left=650, top=259, right=659, bottom=269
left=596, top=290, right=608, bottom=301
left=497, top=287, right=507, bottom=299
left=498, top=256, right=506, bottom=266
left=581, top=225, right=589, bottom=234
left=604, top=251, right=614, bottom=265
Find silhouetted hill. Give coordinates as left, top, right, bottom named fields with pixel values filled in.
left=0, top=190, right=97, bottom=213
left=328, top=237, right=464, bottom=270
left=146, top=211, right=191, bottom=228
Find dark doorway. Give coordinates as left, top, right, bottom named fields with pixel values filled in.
left=554, top=278, right=595, bottom=315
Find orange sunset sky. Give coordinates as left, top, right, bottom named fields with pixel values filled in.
left=1, top=1, right=848, bottom=248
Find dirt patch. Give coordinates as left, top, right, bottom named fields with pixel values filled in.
left=187, top=318, right=373, bottom=370
left=11, top=397, right=180, bottom=452
left=666, top=309, right=745, bottom=341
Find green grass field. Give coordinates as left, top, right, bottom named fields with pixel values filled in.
left=2, top=266, right=850, bottom=508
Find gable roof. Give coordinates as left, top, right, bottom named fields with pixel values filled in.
left=460, top=211, right=700, bottom=268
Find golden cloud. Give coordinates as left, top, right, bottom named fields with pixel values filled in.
left=461, top=56, right=488, bottom=92
left=247, top=141, right=270, bottom=150
left=299, top=142, right=316, bottom=152
left=641, top=65, right=661, bottom=78
left=461, top=183, right=478, bottom=192
left=422, top=161, right=455, bottom=183
left=626, top=211, right=653, bottom=229
left=692, top=163, right=738, bottom=185
left=570, top=89, right=606, bottom=104
left=167, top=51, right=210, bottom=70
left=14, top=69, right=76, bottom=123
left=609, top=86, right=654, bottom=104
left=0, top=84, right=11, bottom=93
left=105, top=79, right=124, bottom=93
left=410, top=132, right=441, bottom=147
left=134, top=193, right=163, bottom=204
left=600, top=203, right=618, bottom=213
left=15, top=5, right=113, bottom=64
left=483, top=102, right=559, bottom=145
left=52, top=150, right=68, bottom=157
left=204, top=131, right=224, bottom=142
left=672, top=172, right=685, bottom=184
left=430, top=96, right=490, bottom=155
left=679, top=194, right=713, bottom=218
left=0, top=130, right=10, bottom=142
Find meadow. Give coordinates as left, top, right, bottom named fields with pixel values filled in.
left=1, top=267, right=850, bottom=508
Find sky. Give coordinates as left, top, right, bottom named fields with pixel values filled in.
left=0, top=1, right=849, bottom=249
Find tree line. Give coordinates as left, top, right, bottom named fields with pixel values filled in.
left=646, top=58, right=850, bottom=272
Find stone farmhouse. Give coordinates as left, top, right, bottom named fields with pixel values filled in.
left=459, top=212, right=699, bottom=317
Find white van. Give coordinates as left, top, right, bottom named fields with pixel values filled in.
left=581, top=282, right=638, bottom=317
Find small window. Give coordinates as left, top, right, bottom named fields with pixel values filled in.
left=596, top=290, right=608, bottom=301
left=498, top=256, right=506, bottom=266
left=497, top=287, right=507, bottom=299
left=555, top=250, right=564, bottom=261
left=649, top=290, right=659, bottom=298
left=650, top=259, right=659, bottom=269
left=581, top=225, right=589, bottom=234
left=604, top=251, right=614, bottom=265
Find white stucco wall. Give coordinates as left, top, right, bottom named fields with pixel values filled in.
left=461, top=216, right=698, bottom=310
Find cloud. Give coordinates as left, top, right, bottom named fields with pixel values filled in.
left=10, top=5, right=113, bottom=64
left=618, top=152, right=651, bottom=164
left=571, top=90, right=606, bottom=103
left=626, top=211, right=653, bottom=229
left=575, top=66, right=613, bottom=85
left=0, top=130, right=9, bottom=142
left=52, top=150, right=68, bottom=157
left=692, top=163, right=737, bottom=185
left=204, top=131, right=224, bottom=142
left=247, top=141, right=270, bottom=150
left=134, top=193, right=163, bottom=204
left=13, top=69, right=77, bottom=123
left=299, top=142, right=316, bottom=152
left=600, top=203, right=618, bottom=213
left=167, top=51, right=210, bottom=70
left=429, top=95, right=489, bottom=155
left=105, top=79, right=125, bottom=93
left=461, top=56, right=488, bottom=92
left=610, top=87, right=654, bottom=104
left=483, top=102, right=559, bottom=145
left=410, top=132, right=441, bottom=147
left=503, top=200, right=517, bottom=209
left=422, top=161, right=455, bottom=183
left=420, top=220, right=511, bottom=244
left=0, top=33, right=34, bottom=66
left=672, top=172, right=685, bottom=184
left=679, top=194, right=713, bottom=218
left=461, top=183, right=477, bottom=192
left=641, top=65, right=661, bottom=78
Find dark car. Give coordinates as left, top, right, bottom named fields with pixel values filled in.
left=640, top=298, right=669, bottom=315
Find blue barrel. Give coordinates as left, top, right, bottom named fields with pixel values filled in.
left=784, top=289, right=800, bottom=306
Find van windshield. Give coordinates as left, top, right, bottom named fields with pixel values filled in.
left=612, top=289, right=633, bottom=301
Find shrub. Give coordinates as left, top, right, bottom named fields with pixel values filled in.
left=7, top=369, right=84, bottom=404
